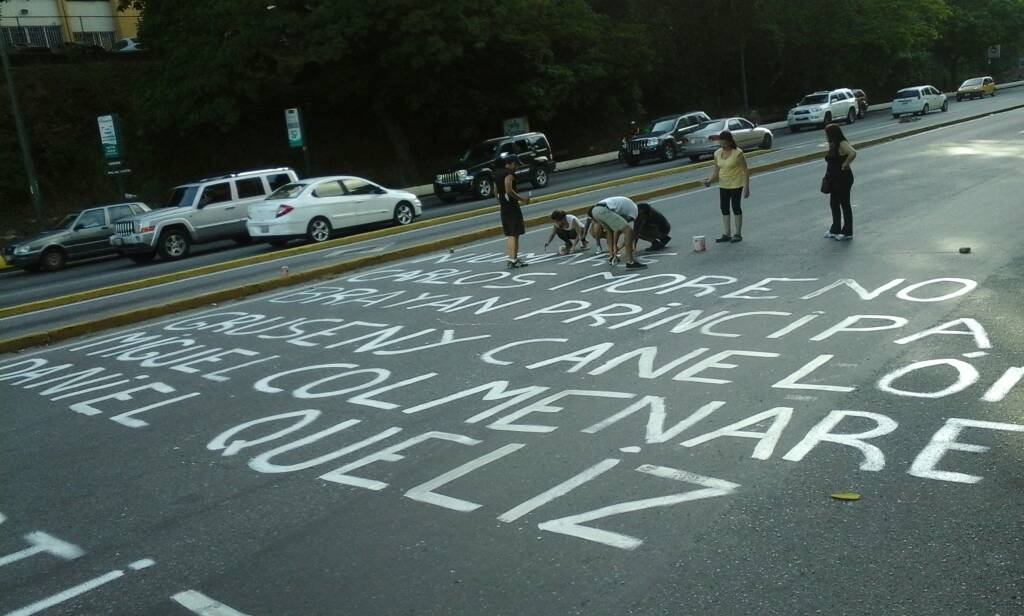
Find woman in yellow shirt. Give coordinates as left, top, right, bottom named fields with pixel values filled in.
left=703, top=130, right=750, bottom=243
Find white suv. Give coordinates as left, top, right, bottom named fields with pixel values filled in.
left=787, top=89, right=859, bottom=132
left=111, top=168, right=298, bottom=262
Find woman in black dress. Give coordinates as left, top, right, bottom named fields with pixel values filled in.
left=495, top=153, right=530, bottom=267
left=824, top=123, right=857, bottom=240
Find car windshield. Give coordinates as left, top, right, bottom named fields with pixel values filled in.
left=799, top=94, right=829, bottom=105
left=896, top=89, right=920, bottom=99
left=49, top=214, right=77, bottom=230
left=166, top=185, right=198, bottom=207
left=638, top=119, right=676, bottom=135
left=699, top=120, right=726, bottom=133
left=460, top=142, right=499, bottom=165
left=267, top=183, right=308, bottom=200
left=961, top=78, right=983, bottom=87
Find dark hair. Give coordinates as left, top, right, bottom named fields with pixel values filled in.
left=637, top=202, right=652, bottom=214
left=825, top=123, right=847, bottom=151
left=550, top=210, right=567, bottom=221
left=719, top=130, right=739, bottom=149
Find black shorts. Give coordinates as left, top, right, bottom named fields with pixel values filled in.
left=554, top=227, right=579, bottom=244
left=500, top=201, right=525, bottom=237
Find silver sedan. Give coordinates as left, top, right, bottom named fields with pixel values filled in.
left=678, top=117, right=774, bottom=162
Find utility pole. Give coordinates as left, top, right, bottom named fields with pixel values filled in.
left=740, top=38, right=749, bottom=111
left=0, top=30, right=45, bottom=227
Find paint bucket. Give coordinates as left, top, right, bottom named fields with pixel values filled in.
left=692, top=235, right=706, bottom=252
left=280, top=266, right=290, bottom=276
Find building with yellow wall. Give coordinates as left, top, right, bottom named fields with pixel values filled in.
left=0, top=0, right=141, bottom=49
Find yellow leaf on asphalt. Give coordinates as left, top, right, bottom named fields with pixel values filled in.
left=831, top=492, right=861, bottom=501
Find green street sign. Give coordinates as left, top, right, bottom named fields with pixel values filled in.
left=285, top=108, right=305, bottom=148
left=97, top=114, right=122, bottom=161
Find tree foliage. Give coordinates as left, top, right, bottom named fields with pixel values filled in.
left=2, top=0, right=1024, bottom=230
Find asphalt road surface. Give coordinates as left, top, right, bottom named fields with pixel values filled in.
left=3, top=91, right=1023, bottom=343
left=2, top=87, right=1022, bottom=313
left=2, top=103, right=1023, bottom=615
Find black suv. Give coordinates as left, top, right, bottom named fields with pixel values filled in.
left=433, top=132, right=555, bottom=202
left=624, top=111, right=711, bottom=166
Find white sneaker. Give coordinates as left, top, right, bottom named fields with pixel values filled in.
left=834, top=234, right=851, bottom=241
left=824, top=232, right=836, bottom=239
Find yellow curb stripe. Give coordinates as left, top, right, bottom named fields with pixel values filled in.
left=2, top=102, right=1021, bottom=334
left=0, top=153, right=746, bottom=320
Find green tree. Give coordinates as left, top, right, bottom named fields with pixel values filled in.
left=933, top=0, right=1024, bottom=87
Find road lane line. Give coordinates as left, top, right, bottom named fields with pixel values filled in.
left=171, top=590, right=253, bottom=616
left=3, top=103, right=1021, bottom=353
left=4, top=570, right=125, bottom=616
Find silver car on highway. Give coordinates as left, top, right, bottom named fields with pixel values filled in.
left=678, top=117, right=774, bottom=162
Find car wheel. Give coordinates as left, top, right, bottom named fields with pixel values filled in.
left=846, top=108, right=855, bottom=124
left=128, top=252, right=155, bottom=264
left=393, top=202, right=415, bottom=226
left=40, top=247, right=66, bottom=272
left=941, top=100, right=949, bottom=112
left=268, top=238, right=289, bottom=248
left=760, top=134, right=772, bottom=149
left=922, top=103, right=930, bottom=115
left=530, top=166, right=549, bottom=189
left=473, top=177, right=493, bottom=200
left=157, top=229, right=190, bottom=260
left=306, top=217, right=332, bottom=243
left=661, top=142, right=676, bottom=162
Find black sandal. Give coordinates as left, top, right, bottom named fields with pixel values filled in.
left=731, top=234, right=743, bottom=242
left=714, top=234, right=732, bottom=243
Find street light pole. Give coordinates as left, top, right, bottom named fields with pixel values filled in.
left=0, top=30, right=45, bottom=227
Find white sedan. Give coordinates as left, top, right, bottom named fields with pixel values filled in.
left=892, top=85, right=948, bottom=117
left=247, top=175, right=422, bottom=246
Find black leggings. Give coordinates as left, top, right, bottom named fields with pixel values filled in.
left=719, top=187, right=743, bottom=215
left=829, top=172, right=854, bottom=235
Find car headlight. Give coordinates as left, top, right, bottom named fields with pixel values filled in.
left=646, top=138, right=658, bottom=146
left=14, top=244, right=34, bottom=255
left=456, top=170, right=469, bottom=180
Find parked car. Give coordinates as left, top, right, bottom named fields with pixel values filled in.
left=110, top=167, right=298, bottom=262
left=678, top=118, right=774, bottom=162
left=956, top=76, right=995, bottom=101
left=892, top=86, right=948, bottom=117
left=247, top=176, right=422, bottom=246
left=851, top=89, right=869, bottom=118
left=433, top=132, right=555, bottom=203
left=3, top=202, right=150, bottom=272
left=112, top=37, right=142, bottom=53
left=623, top=111, right=712, bottom=165
left=786, top=89, right=859, bottom=132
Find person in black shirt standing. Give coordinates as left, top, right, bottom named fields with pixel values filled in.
left=495, top=152, right=530, bottom=268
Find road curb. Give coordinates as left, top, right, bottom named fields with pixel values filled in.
left=3, top=101, right=1023, bottom=353
left=0, top=152, right=769, bottom=320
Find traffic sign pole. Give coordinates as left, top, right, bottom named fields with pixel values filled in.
left=285, top=107, right=311, bottom=177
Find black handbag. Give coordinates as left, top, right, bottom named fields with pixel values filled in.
left=820, top=176, right=832, bottom=194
